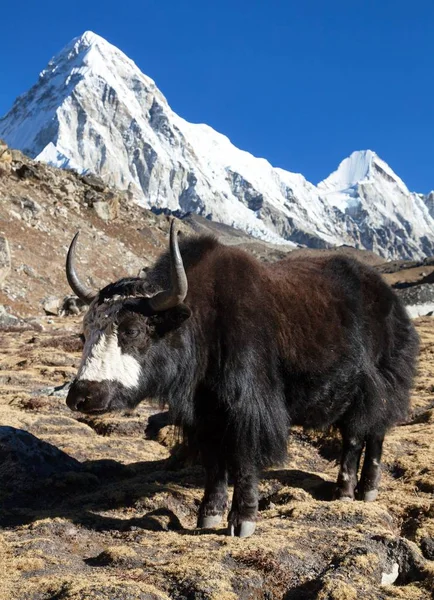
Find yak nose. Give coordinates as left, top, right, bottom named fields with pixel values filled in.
left=66, top=380, right=108, bottom=413
left=66, top=380, right=88, bottom=411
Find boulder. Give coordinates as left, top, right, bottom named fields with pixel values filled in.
left=93, top=201, right=112, bottom=221
left=0, top=139, right=12, bottom=175
left=421, top=536, right=434, bottom=560
left=0, top=235, right=11, bottom=286
left=0, top=305, right=41, bottom=331
left=59, top=295, right=87, bottom=316
left=15, top=163, right=40, bottom=180
left=42, top=295, right=61, bottom=315
left=92, top=193, right=119, bottom=221
left=81, top=173, right=107, bottom=192
left=59, top=180, right=77, bottom=196
left=0, top=304, right=19, bottom=328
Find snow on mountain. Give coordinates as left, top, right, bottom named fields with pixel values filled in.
left=318, top=150, right=410, bottom=210
left=318, top=151, right=434, bottom=258
left=1, top=31, right=434, bottom=260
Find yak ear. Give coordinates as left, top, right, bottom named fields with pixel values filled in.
left=151, top=303, right=192, bottom=335
left=166, top=304, right=192, bottom=328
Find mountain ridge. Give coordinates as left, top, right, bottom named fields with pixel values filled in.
left=1, top=30, right=434, bottom=259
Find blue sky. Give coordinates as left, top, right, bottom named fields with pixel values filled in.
left=1, top=0, right=433, bottom=191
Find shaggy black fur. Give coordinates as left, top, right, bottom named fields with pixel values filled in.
left=67, top=235, right=419, bottom=536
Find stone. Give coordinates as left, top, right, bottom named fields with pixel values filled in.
left=0, top=235, right=11, bottom=286
left=31, top=382, right=72, bottom=398
left=0, top=304, right=19, bottom=328
left=11, top=196, right=43, bottom=222
left=15, top=163, right=40, bottom=180
left=59, top=295, right=87, bottom=316
left=0, top=306, right=40, bottom=331
left=81, top=172, right=107, bottom=192
left=59, top=181, right=76, bottom=196
left=0, top=139, right=12, bottom=175
left=381, top=561, right=399, bottom=585
left=93, top=197, right=119, bottom=221
left=42, top=295, right=61, bottom=315
left=18, top=263, right=37, bottom=278
left=420, top=536, right=434, bottom=560
left=93, top=201, right=112, bottom=221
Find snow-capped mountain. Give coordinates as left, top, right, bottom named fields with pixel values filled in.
left=318, top=150, right=434, bottom=258
left=1, top=31, right=434, bottom=259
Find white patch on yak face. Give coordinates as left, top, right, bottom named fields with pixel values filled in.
left=77, top=329, right=141, bottom=388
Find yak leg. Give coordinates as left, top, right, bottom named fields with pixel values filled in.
left=358, top=433, right=384, bottom=502
left=335, top=429, right=365, bottom=501
left=228, top=466, right=258, bottom=538
left=197, top=452, right=228, bottom=529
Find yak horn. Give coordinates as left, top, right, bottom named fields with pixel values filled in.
left=149, top=219, right=188, bottom=311
left=66, top=232, right=96, bottom=304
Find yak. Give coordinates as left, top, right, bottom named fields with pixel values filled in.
left=65, top=220, right=419, bottom=538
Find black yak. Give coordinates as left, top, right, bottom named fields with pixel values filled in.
left=65, top=220, right=419, bottom=537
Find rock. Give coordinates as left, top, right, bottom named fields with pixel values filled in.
left=15, top=163, right=40, bottom=180
left=381, top=561, right=399, bottom=585
left=0, top=139, right=12, bottom=175
left=42, top=295, right=61, bottom=315
left=83, top=187, right=101, bottom=206
left=0, top=235, right=11, bottom=286
left=0, top=306, right=41, bottom=331
left=17, top=263, right=37, bottom=278
left=92, top=193, right=119, bottom=221
left=0, top=304, right=19, bottom=328
left=59, top=295, right=87, bottom=316
left=93, top=200, right=113, bottom=221
left=23, top=317, right=44, bottom=331
left=11, top=196, right=43, bottom=222
left=420, top=536, right=434, bottom=560
left=397, top=283, right=434, bottom=306
left=31, top=382, right=72, bottom=398
left=54, top=205, right=68, bottom=219
left=59, top=181, right=76, bottom=196
left=397, top=283, right=434, bottom=318
left=81, top=172, right=107, bottom=192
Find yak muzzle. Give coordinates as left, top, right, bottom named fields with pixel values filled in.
left=66, top=380, right=110, bottom=414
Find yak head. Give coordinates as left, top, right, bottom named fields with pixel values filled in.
left=65, top=220, right=191, bottom=414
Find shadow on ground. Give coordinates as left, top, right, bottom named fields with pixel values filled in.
left=0, top=426, right=335, bottom=536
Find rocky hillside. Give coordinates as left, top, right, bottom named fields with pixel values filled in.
left=2, top=140, right=434, bottom=323
left=2, top=31, right=434, bottom=260
left=0, top=143, right=290, bottom=318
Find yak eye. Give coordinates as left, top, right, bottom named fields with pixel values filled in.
left=123, top=327, right=140, bottom=338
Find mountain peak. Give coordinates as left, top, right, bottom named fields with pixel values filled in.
left=47, top=30, right=119, bottom=72
left=65, top=30, right=120, bottom=59
left=1, top=35, right=434, bottom=259
left=75, top=30, right=103, bottom=47
left=318, top=149, right=377, bottom=194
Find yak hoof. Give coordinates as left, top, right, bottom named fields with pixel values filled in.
left=197, top=514, right=223, bottom=529
left=363, top=489, right=378, bottom=502
left=228, top=520, right=256, bottom=538
left=334, top=489, right=354, bottom=502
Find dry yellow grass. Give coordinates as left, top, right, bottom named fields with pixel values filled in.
left=0, top=317, right=433, bottom=599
